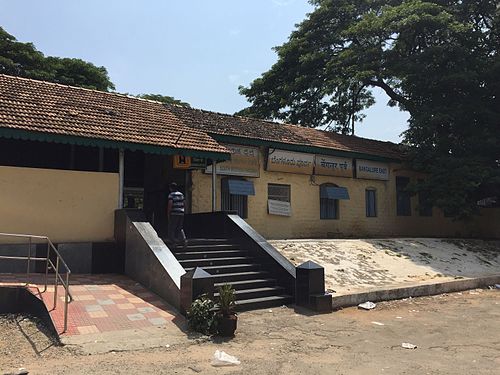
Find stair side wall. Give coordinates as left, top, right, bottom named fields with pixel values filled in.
left=115, top=209, right=185, bottom=309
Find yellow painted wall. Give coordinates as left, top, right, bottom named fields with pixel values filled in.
left=191, top=148, right=498, bottom=239
left=0, top=166, right=119, bottom=243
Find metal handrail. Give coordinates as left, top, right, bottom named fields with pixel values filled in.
left=0, top=232, right=72, bottom=332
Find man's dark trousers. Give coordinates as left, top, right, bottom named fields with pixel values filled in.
left=168, top=213, right=186, bottom=246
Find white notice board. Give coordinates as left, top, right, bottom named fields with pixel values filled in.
left=268, top=199, right=292, bottom=216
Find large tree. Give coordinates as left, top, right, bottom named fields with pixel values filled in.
left=239, top=0, right=500, bottom=219
left=0, top=26, right=114, bottom=91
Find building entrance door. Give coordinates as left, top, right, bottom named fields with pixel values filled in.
left=142, top=154, right=191, bottom=236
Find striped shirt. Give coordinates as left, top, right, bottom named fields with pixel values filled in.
left=168, top=191, right=185, bottom=214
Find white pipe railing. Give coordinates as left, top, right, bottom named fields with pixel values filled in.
left=0, top=232, right=72, bottom=332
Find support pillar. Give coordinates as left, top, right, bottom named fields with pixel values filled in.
left=98, top=147, right=104, bottom=172
left=69, top=144, right=75, bottom=169
left=118, top=148, right=125, bottom=209
left=211, top=158, right=217, bottom=212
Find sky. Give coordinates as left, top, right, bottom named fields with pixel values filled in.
left=1, top=0, right=409, bottom=142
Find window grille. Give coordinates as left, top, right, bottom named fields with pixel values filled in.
left=320, top=184, right=339, bottom=220
left=365, top=189, right=377, bottom=217
left=268, top=184, right=291, bottom=202
left=396, top=176, right=411, bottom=216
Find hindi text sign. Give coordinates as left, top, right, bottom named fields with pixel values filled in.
left=314, top=155, right=353, bottom=177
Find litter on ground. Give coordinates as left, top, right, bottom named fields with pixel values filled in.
left=211, top=350, right=241, bottom=367
left=358, top=301, right=376, bottom=310
left=401, top=342, right=417, bottom=349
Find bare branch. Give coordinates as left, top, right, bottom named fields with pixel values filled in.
left=366, top=79, right=412, bottom=112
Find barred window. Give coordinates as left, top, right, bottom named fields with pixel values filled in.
left=417, top=179, right=432, bottom=216
left=320, top=184, right=339, bottom=220
left=365, top=189, right=377, bottom=217
left=268, top=184, right=290, bottom=202
left=221, top=178, right=248, bottom=219
left=396, top=176, right=411, bottom=216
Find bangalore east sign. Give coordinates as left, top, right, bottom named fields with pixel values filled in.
left=356, top=160, right=390, bottom=181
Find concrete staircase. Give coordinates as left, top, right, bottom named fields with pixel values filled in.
left=172, top=238, right=293, bottom=311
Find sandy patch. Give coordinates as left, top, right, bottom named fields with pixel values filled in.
left=270, top=238, right=500, bottom=294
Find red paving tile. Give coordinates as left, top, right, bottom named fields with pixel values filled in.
left=0, top=273, right=181, bottom=337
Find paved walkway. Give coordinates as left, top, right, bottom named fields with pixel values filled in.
left=0, top=273, right=181, bottom=337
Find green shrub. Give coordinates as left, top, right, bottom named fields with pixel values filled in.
left=186, top=294, right=217, bottom=334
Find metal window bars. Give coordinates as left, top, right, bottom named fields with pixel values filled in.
left=0, top=232, right=72, bottom=332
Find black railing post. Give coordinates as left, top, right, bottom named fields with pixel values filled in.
left=180, top=267, right=214, bottom=315
left=296, top=261, right=332, bottom=313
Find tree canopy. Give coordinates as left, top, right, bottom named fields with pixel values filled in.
left=238, top=0, right=500, bottom=219
left=0, top=26, right=115, bottom=91
left=0, top=27, right=190, bottom=105
left=136, top=93, right=190, bottom=107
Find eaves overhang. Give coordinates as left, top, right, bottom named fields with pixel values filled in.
left=210, top=133, right=402, bottom=163
left=0, top=127, right=231, bottom=161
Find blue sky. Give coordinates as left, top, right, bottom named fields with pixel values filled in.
left=1, top=0, right=409, bottom=142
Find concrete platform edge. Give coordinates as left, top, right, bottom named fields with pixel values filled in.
left=332, top=275, right=500, bottom=309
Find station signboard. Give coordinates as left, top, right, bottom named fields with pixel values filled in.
left=356, top=160, right=390, bottom=180
left=205, top=143, right=260, bottom=177
left=266, top=149, right=314, bottom=175
left=314, top=155, right=353, bottom=177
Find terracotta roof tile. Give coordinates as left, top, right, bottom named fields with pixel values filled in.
left=166, top=105, right=404, bottom=160
left=0, top=74, right=403, bottom=160
left=288, top=126, right=403, bottom=160
left=0, top=74, right=228, bottom=156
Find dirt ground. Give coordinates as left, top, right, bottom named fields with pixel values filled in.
left=1, top=289, right=499, bottom=375
left=271, top=238, right=500, bottom=294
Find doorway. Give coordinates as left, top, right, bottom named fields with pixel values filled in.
left=142, top=154, right=191, bottom=236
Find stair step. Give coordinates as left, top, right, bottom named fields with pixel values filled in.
left=172, top=238, right=295, bottom=311
left=181, top=244, right=240, bottom=251
left=234, top=295, right=293, bottom=311
left=208, top=271, right=269, bottom=283
left=184, top=264, right=259, bottom=274
left=176, top=250, right=248, bottom=260
left=215, top=286, right=285, bottom=301
left=186, top=238, right=233, bottom=245
left=179, top=256, right=253, bottom=267
left=214, top=278, right=277, bottom=290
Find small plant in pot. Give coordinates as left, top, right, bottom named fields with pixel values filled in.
left=217, top=284, right=237, bottom=337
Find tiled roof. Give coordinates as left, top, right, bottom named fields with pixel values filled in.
left=0, top=74, right=229, bottom=157
left=289, top=126, right=403, bottom=160
left=0, top=74, right=403, bottom=161
left=166, top=104, right=404, bottom=160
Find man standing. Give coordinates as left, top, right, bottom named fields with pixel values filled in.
left=167, top=182, right=187, bottom=248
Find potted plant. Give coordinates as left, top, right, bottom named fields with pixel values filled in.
left=217, top=284, right=237, bottom=337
